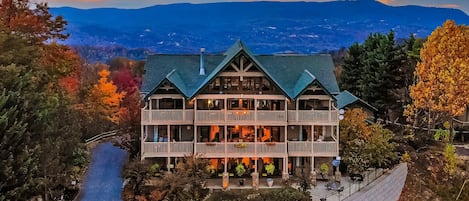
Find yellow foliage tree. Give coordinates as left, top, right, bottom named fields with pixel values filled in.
left=406, top=20, right=469, bottom=127
left=87, top=69, right=126, bottom=124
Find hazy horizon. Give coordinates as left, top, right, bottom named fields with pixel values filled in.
left=38, top=0, right=469, bottom=14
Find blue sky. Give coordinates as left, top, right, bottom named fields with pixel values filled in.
left=39, top=0, right=469, bottom=14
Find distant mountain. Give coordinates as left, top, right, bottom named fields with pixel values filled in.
left=51, top=1, right=469, bottom=57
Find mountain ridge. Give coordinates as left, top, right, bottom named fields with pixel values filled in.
left=50, top=1, right=469, bottom=56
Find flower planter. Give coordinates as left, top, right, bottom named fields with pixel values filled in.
left=265, top=142, right=276, bottom=146
left=234, top=143, right=247, bottom=148
left=266, top=178, right=273, bottom=187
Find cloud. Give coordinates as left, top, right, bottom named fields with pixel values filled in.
left=377, top=0, right=396, bottom=4
left=430, top=4, right=460, bottom=9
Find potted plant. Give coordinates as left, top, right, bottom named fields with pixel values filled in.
left=150, top=163, right=160, bottom=177
left=236, top=164, right=246, bottom=186
left=319, top=163, right=329, bottom=180
left=265, top=163, right=275, bottom=187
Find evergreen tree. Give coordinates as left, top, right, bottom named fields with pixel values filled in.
left=339, top=43, right=363, bottom=97
left=339, top=31, right=409, bottom=119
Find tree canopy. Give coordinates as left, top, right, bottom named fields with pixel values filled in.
left=406, top=20, right=469, bottom=127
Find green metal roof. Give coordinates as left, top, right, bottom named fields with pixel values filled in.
left=335, top=90, right=378, bottom=111
left=142, top=40, right=340, bottom=100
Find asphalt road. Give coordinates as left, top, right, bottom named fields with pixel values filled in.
left=81, top=142, right=128, bottom=201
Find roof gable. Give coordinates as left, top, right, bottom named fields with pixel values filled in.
left=142, top=40, right=340, bottom=100
left=335, top=90, right=377, bottom=111
left=190, top=40, right=290, bottom=98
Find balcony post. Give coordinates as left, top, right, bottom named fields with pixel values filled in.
left=194, top=125, right=197, bottom=154
left=149, top=99, right=153, bottom=121
left=311, top=125, right=314, bottom=154
left=311, top=124, right=315, bottom=172
left=140, top=125, right=145, bottom=160
left=167, top=125, right=170, bottom=154
left=224, top=125, right=228, bottom=156
left=254, top=98, right=257, bottom=123
left=285, top=98, right=288, bottom=121
left=224, top=98, right=227, bottom=122
left=182, top=97, right=186, bottom=121
left=336, top=125, right=340, bottom=155
left=194, top=98, right=197, bottom=123
left=254, top=126, right=257, bottom=155
left=329, top=99, right=332, bottom=122
left=296, top=99, right=299, bottom=122
left=283, top=125, right=288, bottom=180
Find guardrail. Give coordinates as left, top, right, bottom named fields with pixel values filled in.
left=85, top=129, right=125, bottom=145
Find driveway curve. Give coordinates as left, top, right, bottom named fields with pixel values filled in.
left=80, top=142, right=128, bottom=201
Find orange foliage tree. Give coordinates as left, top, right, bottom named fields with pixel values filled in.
left=0, top=0, right=68, bottom=42
left=86, top=69, right=126, bottom=124
left=405, top=20, right=469, bottom=128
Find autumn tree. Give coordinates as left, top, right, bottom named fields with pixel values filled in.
left=0, top=14, right=86, bottom=199
left=85, top=69, right=125, bottom=127
left=406, top=20, right=469, bottom=130
left=340, top=108, right=397, bottom=174
left=0, top=0, right=68, bottom=42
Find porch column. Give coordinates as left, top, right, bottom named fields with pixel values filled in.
left=194, top=125, right=197, bottom=154
left=224, top=98, right=227, bottom=122
left=254, top=126, right=257, bottom=155
left=182, top=97, right=186, bottom=121
left=140, top=125, right=145, bottom=160
left=311, top=125, right=314, bottom=168
left=336, top=125, right=340, bottom=155
left=223, top=157, right=229, bottom=189
left=296, top=99, right=299, bottom=122
left=167, top=125, right=170, bottom=154
left=194, top=98, right=197, bottom=123
left=252, top=158, right=259, bottom=189
left=254, top=99, right=257, bottom=123
left=149, top=99, right=153, bottom=121
left=282, top=126, right=289, bottom=180
left=224, top=125, right=228, bottom=156
left=167, top=157, right=171, bottom=170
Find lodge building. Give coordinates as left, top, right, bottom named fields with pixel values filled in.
left=140, top=40, right=341, bottom=187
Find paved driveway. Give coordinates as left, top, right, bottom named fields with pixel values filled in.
left=81, top=142, right=128, bottom=201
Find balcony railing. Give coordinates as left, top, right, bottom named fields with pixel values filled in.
left=141, top=109, right=194, bottom=124
left=196, top=110, right=225, bottom=122
left=142, top=142, right=193, bottom=157
left=143, top=109, right=337, bottom=124
left=288, top=141, right=313, bottom=156
left=313, top=141, right=337, bottom=156
left=257, top=111, right=287, bottom=122
left=195, top=143, right=225, bottom=157
left=142, top=141, right=336, bottom=158
left=287, top=141, right=337, bottom=157
left=226, top=110, right=255, bottom=121
left=288, top=110, right=338, bottom=123
left=257, top=142, right=286, bottom=156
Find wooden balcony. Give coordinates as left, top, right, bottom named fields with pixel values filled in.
left=141, top=109, right=194, bottom=125
left=195, top=142, right=226, bottom=158
left=287, top=141, right=338, bottom=157
left=288, top=110, right=338, bottom=124
left=313, top=141, right=338, bottom=157
left=142, top=141, right=336, bottom=158
left=195, top=142, right=286, bottom=158
left=142, top=142, right=193, bottom=157
left=143, top=109, right=337, bottom=125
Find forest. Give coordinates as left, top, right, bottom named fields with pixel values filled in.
left=0, top=0, right=142, bottom=200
